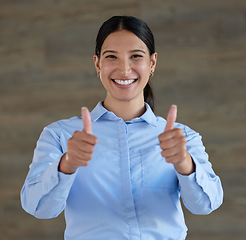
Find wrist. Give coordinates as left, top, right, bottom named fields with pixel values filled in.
left=174, top=153, right=195, bottom=176
left=58, top=154, right=77, bottom=175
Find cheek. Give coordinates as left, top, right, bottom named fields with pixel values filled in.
left=135, top=59, right=151, bottom=70
left=135, top=61, right=151, bottom=75
left=100, top=62, right=115, bottom=76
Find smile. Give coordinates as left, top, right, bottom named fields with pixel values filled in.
left=112, top=79, right=137, bottom=85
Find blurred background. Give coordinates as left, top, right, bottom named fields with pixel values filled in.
left=0, top=0, right=246, bottom=239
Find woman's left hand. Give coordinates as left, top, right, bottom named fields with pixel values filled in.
left=158, top=105, right=195, bottom=175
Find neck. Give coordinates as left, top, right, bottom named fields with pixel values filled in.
left=103, top=96, right=146, bottom=121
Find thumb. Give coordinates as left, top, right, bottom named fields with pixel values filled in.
left=164, top=105, right=177, bottom=132
left=81, top=107, right=93, bottom=134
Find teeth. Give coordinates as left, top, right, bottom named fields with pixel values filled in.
left=113, top=79, right=135, bottom=85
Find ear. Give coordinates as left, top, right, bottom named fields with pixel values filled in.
left=150, top=52, right=157, bottom=73
left=93, top=55, right=100, bottom=75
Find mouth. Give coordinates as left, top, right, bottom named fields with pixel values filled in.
left=111, top=79, right=137, bottom=86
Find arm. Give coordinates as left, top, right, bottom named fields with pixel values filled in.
left=21, top=108, right=97, bottom=219
left=20, top=123, right=77, bottom=219
left=159, top=106, right=223, bottom=214
left=177, top=125, right=223, bottom=215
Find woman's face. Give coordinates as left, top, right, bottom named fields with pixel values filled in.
left=94, top=30, right=157, bottom=104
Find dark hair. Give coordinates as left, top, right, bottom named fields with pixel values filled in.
left=95, top=16, right=155, bottom=111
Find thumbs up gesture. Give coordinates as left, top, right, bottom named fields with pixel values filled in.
left=158, top=105, right=195, bottom=175
left=59, top=107, right=98, bottom=174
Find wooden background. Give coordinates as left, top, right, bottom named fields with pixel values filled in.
left=0, top=0, right=246, bottom=239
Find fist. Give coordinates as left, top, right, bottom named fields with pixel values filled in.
left=158, top=105, right=195, bottom=175
left=59, top=107, right=98, bottom=174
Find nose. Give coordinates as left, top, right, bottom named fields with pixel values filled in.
left=118, top=59, right=131, bottom=75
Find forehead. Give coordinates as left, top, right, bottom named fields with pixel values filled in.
left=102, top=30, right=147, bottom=52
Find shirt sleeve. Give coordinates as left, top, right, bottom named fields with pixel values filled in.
left=176, top=125, right=223, bottom=215
left=20, top=122, right=76, bottom=219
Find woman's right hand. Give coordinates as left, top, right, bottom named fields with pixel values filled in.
left=59, top=107, right=98, bottom=174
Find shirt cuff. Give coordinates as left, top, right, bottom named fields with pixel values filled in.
left=41, top=156, right=77, bottom=196
left=175, top=155, right=206, bottom=193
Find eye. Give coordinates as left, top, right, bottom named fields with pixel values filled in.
left=131, top=54, right=143, bottom=59
left=105, top=55, right=117, bottom=59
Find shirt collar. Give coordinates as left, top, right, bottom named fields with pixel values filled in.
left=139, top=103, right=158, bottom=127
left=90, top=101, right=157, bottom=127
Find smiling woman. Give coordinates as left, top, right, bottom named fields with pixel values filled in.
left=94, top=29, right=157, bottom=120
left=21, top=16, right=223, bottom=240
left=95, top=16, right=156, bottom=114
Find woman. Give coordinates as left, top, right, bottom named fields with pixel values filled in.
left=21, top=16, right=223, bottom=240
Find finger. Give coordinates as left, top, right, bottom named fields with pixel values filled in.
left=67, top=147, right=93, bottom=163
left=72, top=130, right=97, bottom=145
left=159, top=128, right=184, bottom=142
left=161, top=148, right=177, bottom=159
left=81, top=107, right=92, bottom=134
left=73, top=140, right=95, bottom=154
left=159, top=137, right=176, bottom=150
left=164, top=105, right=177, bottom=132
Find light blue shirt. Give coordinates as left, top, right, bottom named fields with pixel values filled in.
left=21, top=102, right=223, bottom=240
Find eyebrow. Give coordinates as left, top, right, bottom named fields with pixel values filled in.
left=130, top=49, right=146, bottom=54
left=102, top=50, right=117, bottom=56
left=102, top=49, right=146, bottom=55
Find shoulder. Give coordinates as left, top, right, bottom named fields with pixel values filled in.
left=43, top=116, right=82, bottom=136
left=155, top=115, right=200, bottom=139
